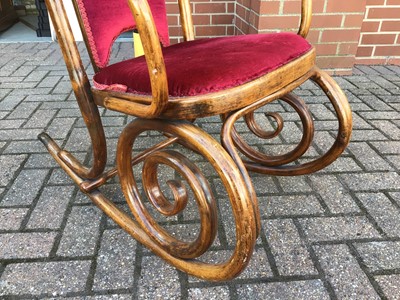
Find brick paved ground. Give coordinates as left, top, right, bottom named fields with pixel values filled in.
left=0, top=41, right=399, bottom=299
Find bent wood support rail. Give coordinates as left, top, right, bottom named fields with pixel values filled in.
left=38, top=119, right=259, bottom=281
left=38, top=0, right=352, bottom=281
left=46, top=0, right=107, bottom=179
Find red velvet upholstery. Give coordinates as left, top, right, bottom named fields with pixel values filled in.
left=76, top=0, right=169, bottom=68
left=94, top=33, right=313, bottom=97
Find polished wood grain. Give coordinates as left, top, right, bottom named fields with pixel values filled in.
left=299, top=0, right=312, bottom=38
left=178, top=0, right=195, bottom=41
left=39, top=0, right=352, bottom=281
left=45, top=0, right=107, bottom=179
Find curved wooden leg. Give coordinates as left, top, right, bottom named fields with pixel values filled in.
left=225, top=92, right=315, bottom=166
left=42, top=0, right=107, bottom=179
left=222, top=67, right=352, bottom=176
left=115, top=119, right=258, bottom=280
left=39, top=119, right=259, bottom=281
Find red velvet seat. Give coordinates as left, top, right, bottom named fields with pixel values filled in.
left=93, top=32, right=312, bottom=97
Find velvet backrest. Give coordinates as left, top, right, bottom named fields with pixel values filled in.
left=74, top=0, right=170, bottom=69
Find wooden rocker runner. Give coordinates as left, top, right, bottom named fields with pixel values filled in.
left=40, top=0, right=352, bottom=281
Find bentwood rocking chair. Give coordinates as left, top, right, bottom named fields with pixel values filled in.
left=40, top=0, right=352, bottom=280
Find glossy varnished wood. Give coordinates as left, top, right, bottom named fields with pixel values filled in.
left=39, top=0, right=352, bottom=281
left=45, top=0, right=107, bottom=179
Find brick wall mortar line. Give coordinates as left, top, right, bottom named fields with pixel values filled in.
left=279, top=0, right=284, bottom=15
left=367, top=5, right=400, bottom=8
left=365, top=18, right=400, bottom=21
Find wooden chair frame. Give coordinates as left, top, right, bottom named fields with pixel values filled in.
left=39, top=0, right=352, bottom=281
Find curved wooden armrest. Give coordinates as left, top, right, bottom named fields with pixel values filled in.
left=178, top=0, right=195, bottom=41
left=298, top=0, right=312, bottom=38
left=127, top=0, right=169, bottom=118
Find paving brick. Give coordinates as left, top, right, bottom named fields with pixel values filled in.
left=313, top=131, right=337, bottom=154
left=46, top=117, right=77, bottom=140
left=0, top=261, right=91, bottom=296
left=48, top=168, right=76, bottom=185
left=355, top=241, right=400, bottom=272
left=359, top=111, right=400, bottom=120
left=237, top=248, right=274, bottom=279
left=24, top=70, right=48, bottom=82
left=0, top=94, right=25, bottom=111
left=93, top=229, right=136, bottom=291
left=357, top=193, right=400, bottom=238
left=0, top=208, right=28, bottom=230
left=369, top=76, right=399, bottom=90
left=1, top=82, right=37, bottom=90
left=0, top=119, right=24, bottom=129
left=352, top=112, right=374, bottom=129
left=41, top=296, right=132, bottom=300
left=1, top=169, right=49, bottom=206
left=261, top=195, right=323, bottom=218
left=321, top=156, right=363, bottom=173
left=188, top=286, right=230, bottom=300
left=10, top=65, right=35, bottom=77
left=24, top=153, right=58, bottom=168
left=0, top=154, right=26, bottom=187
left=250, top=176, right=280, bottom=194
left=314, top=120, right=340, bottom=130
left=387, top=155, right=400, bottom=171
left=64, top=127, right=91, bottom=152
left=24, top=109, right=57, bottom=128
left=279, top=122, right=303, bottom=144
left=53, top=80, right=73, bottom=94
left=299, top=216, right=381, bottom=242
left=309, top=175, right=360, bottom=213
left=56, top=108, right=82, bottom=117
left=37, top=75, right=62, bottom=88
left=371, top=141, right=400, bottom=154
left=0, top=88, right=12, bottom=100
left=350, top=129, right=388, bottom=141
left=137, top=256, right=180, bottom=299
left=25, top=93, right=69, bottom=102
left=340, top=172, right=400, bottom=191
left=0, top=232, right=56, bottom=259
left=0, top=128, right=43, bottom=141
left=276, top=176, right=313, bottom=193
left=350, top=102, right=373, bottom=111
left=375, top=274, right=400, bottom=300
left=9, top=87, right=52, bottom=96
left=264, top=219, right=316, bottom=276
left=27, top=186, right=74, bottom=230
left=5, top=101, right=39, bottom=119
left=309, top=104, right=337, bottom=120
left=390, top=192, right=400, bottom=206
left=236, top=280, right=329, bottom=299
left=371, top=66, right=398, bottom=76
left=348, top=142, right=393, bottom=171
left=359, top=95, right=394, bottom=111
left=371, top=120, right=400, bottom=140
left=4, top=140, right=50, bottom=154
left=57, top=206, right=102, bottom=257
left=314, top=244, right=380, bottom=299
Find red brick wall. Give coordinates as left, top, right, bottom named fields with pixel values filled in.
left=167, top=0, right=235, bottom=44
left=166, top=0, right=400, bottom=72
left=232, top=0, right=367, bottom=74
left=356, top=0, right=400, bottom=65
